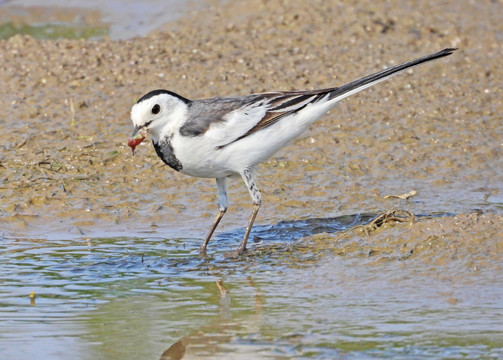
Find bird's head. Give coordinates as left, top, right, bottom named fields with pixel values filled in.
left=128, top=89, right=190, bottom=155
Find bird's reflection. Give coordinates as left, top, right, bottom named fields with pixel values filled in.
left=160, top=277, right=263, bottom=360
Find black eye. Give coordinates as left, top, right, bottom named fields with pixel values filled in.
left=151, top=104, right=160, bottom=114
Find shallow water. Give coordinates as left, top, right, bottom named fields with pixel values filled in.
left=1, top=214, right=502, bottom=360
left=0, top=0, right=193, bottom=39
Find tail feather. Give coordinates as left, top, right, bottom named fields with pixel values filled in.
left=328, top=48, right=457, bottom=103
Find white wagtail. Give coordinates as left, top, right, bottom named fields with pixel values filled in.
left=128, top=48, right=456, bottom=256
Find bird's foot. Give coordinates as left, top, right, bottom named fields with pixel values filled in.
left=224, top=247, right=247, bottom=259
left=198, top=245, right=208, bottom=258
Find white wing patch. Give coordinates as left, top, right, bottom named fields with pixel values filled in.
left=204, top=100, right=268, bottom=145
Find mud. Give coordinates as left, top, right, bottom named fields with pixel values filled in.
left=1, top=0, right=502, bottom=252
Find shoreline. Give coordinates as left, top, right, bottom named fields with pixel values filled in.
left=0, top=0, right=501, bottom=242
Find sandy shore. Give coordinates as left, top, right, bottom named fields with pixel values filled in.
left=0, top=0, right=501, bottom=263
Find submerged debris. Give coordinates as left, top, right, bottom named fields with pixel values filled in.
left=29, top=291, right=36, bottom=306
left=356, top=209, right=416, bottom=236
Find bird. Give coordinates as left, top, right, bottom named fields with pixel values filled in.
left=128, top=48, right=457, bottom=257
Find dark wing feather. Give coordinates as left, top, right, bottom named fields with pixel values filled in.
left=216, top=90, right=332, bottom=149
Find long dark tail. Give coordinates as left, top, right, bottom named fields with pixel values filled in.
left=328, top=48, right=457, bottom=102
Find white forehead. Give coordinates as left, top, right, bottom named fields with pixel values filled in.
left=131, top=96, right=156, bottom=125
left=130, top=93, right=188, bottom=127
left=130, top=94, right=166, bottom=125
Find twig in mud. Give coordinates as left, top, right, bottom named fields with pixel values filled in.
left=384, top=190, right=417, bottom=200
left=70, top=98, right=75, bottom=127
left=15, top=139, right=27, bottom=149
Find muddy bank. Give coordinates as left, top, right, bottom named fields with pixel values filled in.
left=305, top=211, right=503, bottom=273
left=0, top=0, right=502, bottom=243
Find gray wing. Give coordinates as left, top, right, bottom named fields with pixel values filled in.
left=179, top=91, right=332, bottom=139
left=179, top=96, right=261, bottom=137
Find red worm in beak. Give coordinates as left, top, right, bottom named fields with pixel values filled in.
left=127, top=133, right=146, bottom=155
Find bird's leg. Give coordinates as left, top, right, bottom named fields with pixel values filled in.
left=229, top=169, right=262, bottom=257
left=237, top=203, right=260, bottom=254
left=200, top=210, right=226, bottom=254
left=200, top=177, right=228, bottom=254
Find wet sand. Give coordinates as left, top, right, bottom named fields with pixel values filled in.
left=1, top=0, right=502, bottom=254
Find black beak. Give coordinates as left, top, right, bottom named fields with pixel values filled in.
left=131, top=125, right=140, bottom=137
